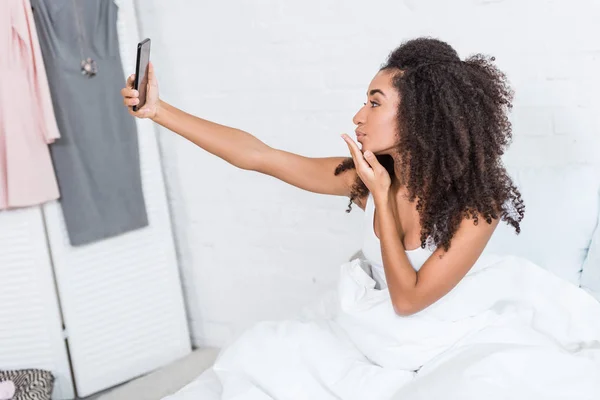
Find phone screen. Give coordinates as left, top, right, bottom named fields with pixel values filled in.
left=133, top=38, right=151, bottom=111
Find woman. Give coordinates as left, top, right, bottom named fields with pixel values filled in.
left=121, top=37, right=525, bottom=316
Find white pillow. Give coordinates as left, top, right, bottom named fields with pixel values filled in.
left=580, top=187, right=600, bottom=302
left=482, top=165, right=600, bottom=286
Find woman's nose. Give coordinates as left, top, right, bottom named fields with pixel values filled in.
left=352, top=104, right=366, bottom=126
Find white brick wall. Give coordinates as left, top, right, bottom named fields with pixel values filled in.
left=133, top=0, right=600, bottom=347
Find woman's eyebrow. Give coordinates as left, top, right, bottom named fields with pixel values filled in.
left=367, top=89, right=387, bottom=98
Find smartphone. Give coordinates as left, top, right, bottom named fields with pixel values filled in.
left=133, top=38, right=151, bottom=112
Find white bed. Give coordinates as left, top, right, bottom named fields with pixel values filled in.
left=163, top=251, right=600, bottom=400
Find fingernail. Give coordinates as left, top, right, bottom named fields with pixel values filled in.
left=365, top=151, right=372, bottom=157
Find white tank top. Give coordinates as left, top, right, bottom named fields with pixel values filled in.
left=361, top=192, right=436, bottom=289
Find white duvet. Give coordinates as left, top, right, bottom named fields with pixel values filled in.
left=164, top=254, right=600, bottom=400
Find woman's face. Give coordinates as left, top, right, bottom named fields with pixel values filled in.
left=352, top=69, right=401, bottom=155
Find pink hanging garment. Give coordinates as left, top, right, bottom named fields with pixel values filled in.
left=0, top=0, right=60, bottom=209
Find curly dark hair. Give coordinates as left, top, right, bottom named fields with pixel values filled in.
left=334, top=37, right=525, bottom=252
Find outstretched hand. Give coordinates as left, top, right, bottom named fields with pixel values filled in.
left=121, top=61, right=160, bottom=119
left=341, top=134, right=391, bottom=201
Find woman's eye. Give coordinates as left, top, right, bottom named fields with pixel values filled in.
left=363, top=101, right=379, bottom=107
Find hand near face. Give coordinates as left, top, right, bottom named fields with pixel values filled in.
left=341, top=134, right=392, bottom=200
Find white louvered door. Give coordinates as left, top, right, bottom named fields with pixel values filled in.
left=41, top=0, right=191, bottom=397
left=0, top=207, right=74, bottom=399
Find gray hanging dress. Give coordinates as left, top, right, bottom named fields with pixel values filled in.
left=31, top=0, right=148, bottom=246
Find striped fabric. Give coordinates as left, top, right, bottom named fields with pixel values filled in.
left=0, top=369, right=54, bottom=400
